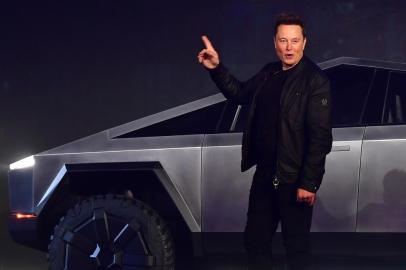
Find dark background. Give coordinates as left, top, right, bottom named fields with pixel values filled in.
left=1, top=0, right=405, bottom=268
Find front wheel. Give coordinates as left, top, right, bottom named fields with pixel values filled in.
left=48, top=194, right=175, bottom=270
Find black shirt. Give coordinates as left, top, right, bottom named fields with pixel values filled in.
left=253, top=65, right=294, bottom=169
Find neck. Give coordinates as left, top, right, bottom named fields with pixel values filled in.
left=282, top=64, right=295, bottom=71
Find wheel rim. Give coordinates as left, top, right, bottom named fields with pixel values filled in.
left=59, top=208, right=155, bottom=269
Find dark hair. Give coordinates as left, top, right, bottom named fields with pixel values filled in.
left=274, top=13, right=306, bottom=38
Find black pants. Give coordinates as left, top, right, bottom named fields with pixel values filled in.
left=244, top=167, right=313, bottom=270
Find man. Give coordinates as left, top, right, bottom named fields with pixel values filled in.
left=198, top=13, right=332, bottom=269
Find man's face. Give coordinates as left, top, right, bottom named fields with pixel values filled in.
left=274, top=24, right=306, bottom=70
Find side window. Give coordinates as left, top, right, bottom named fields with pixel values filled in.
left=231, top=64, right=375, bottom=132
left=115, top=101, right=227, bottom=138
left=383, top=72, right=406, bottom=124
left=325, top=65, right=374, bottom=127
left=362, top=69, right=388, bottom=125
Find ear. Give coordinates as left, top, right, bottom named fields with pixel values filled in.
left=274, top=36, right=277, bottom=49
left=302, top=37, right=307, bottom=50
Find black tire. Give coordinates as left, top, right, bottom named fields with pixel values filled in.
left=48, top=194, right=175, bottom=270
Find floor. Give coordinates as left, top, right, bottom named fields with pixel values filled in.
left=177, top=254, right=406, bottom=270
left=1, top=249, right=404, bottom=270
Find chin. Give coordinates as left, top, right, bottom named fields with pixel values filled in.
left=283, top=61, right=294, bottom=67
left=284, top=59, right=298, bottom=66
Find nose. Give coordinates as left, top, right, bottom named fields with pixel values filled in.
left=286, top=41, right=292, bottom=51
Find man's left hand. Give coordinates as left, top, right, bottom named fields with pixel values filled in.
left=297, top=188, right=316, bottom=206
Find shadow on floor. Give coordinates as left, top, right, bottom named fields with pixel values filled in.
left=177, top=253, right=406, bottom=270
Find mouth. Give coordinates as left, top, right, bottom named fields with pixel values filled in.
left=284, top=53, right=294, bottom=59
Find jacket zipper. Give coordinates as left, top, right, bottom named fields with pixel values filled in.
left=275, top=72, right=301, bottom=183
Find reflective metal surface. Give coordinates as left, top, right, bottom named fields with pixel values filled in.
left=312, top=127, right=364, bottom=232
left=32, top=135, right=204, bottom=231
left=7, top=57, right=406, bottom=250
left=358, top=125, right=406, bottom=232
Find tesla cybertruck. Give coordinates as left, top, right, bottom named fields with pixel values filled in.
left=8, top=57, right=406, bottom=269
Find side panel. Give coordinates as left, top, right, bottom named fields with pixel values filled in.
left=312, top=127, right=363, bottom=232
left=202, top=128, right=363, bottom=232
left=202, top=133, right=254, bottom=232
left=32, top=135, right=204, bottom=231
left=8, top=167, right=34, bottom=213
left=357, top=125, right=406, bottom=232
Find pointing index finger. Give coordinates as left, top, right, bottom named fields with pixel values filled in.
left=201, top=35, right=214, bottom=50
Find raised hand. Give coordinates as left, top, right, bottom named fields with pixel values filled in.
left=197, top=35, right=220, bottom=69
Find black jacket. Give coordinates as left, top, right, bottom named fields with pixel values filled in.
left=209, top=55, right=333, bottom=193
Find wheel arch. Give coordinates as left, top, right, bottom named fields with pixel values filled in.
left=36, top=161, right=199, bottom=251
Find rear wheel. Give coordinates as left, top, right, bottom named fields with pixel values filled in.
left=48, top=194, right=175, bottom=269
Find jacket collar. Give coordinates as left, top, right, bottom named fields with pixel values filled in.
left=279, top=54, right=307, bottom=73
